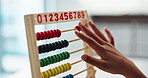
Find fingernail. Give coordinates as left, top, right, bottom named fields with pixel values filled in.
left=81, top=54, right=88, bottom=61
left=75, top=26, right=81, bottom=31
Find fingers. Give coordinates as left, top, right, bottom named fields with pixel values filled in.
left=81, top=54, right=107, bottom=69
left=75, top=31, right=104, bottom=56
left=104, top=27, right=114, bottom=46
left=78, top=22, right=105, bottom=45
left=89, top=20, right=108, bottom=42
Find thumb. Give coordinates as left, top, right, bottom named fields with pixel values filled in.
left=81, top=54, right=107, bottom=68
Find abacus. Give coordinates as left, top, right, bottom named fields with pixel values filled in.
left=24, top=10, right=96, bottom=78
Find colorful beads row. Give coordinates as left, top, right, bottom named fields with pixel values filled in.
left=38, top=40, right=69, bottom=54
left=62, top=74, right=74, bottom=78
left=40, top=52, right=70, bottom=67
left=41, top=63, right=72, bottom=78
left=36, top=29, right=61, bottom=40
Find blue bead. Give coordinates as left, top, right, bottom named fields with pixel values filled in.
left=62, top=74, right=74, bottom=78
left=68, top=74, right=74, bottom=78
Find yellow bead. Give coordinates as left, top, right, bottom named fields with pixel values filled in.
left=47, top=70, right=52, bottom=77
left=58, top=65, right=63, bottom=73
left=48, top=69, right=54, bottom=76
left=42, top=72, right=48, bottom=78
left=41, top=72, right=44, bottom=78
left=52, top=68, right=57, bottom=76
left=62, top=64, right=67, bottom=72
left=67, top=63, right=72, bottom=70
left=55, top=67, right=60, bottom=74
left=56, top=67, right=61, bottom=74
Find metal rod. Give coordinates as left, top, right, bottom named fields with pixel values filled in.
left=61, top=28, right=75, bottom=32
left=70, top=48, right=88, bottom=54
left=71, top=60, right=83, bottom=65
left=68, top=39, right=80, bottom=43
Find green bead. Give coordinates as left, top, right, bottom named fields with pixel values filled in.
left=53, top=55, right=58, bottom=63
left=47, top=56, right=52, bottom=64
left=59, top=53, right=63, bottom=60
left=42, top=59, right=46, bottom=66
left=44, top=58, right=49, bottom=66
left=60, top=53, right=65, bottom=60
left=55, top=54, right=60, bottom=62
left=40, top=59, right=43, bottom=67
left=57, top=54, right=62, bottom=62
left=63, top=52, right=70, bottom=59
left=51, top=56, right=56, bottom=63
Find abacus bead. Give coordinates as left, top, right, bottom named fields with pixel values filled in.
left=47, top=30, right=52, bottom=39
left=53, top=55, right=58, bottom=63
left=54, top=29, right=58, bottom=37
left=54, top=67, right=58, bottom=75
left=54, top=54, right=60, bottom=62
left=51, top=56, right=56, bottom=63
left=56, top=67, right=61, bottom=74
left=44, top=31, right=49, bottom=39
left=58, top=65, right=64, bottom=73
left=64, top=40, right=69, bottom=47
left=62, top=64, right=67, bottom=72
left=57, top=54, right=62, bottom=62
left=64, top=52, right=70, bottom=59
left=47, top=70, right=52, bottom=77
left=38, top=32, right=42, bottom=40
left=48, top=44, right=53, bottom=51
left=50, top=30, right=54, bottom=38
left=52, top=68, right=57, bottom=76
left=55, top=42, right=59, bottom=49
left=40, top=59, right=43, bottom=67
left=58, top=41, right=63, bottom=48
left=67, top=63, right=72, bottom=70
left=41, top=72, right=44, bottom=78
left=36, top=33, right=40, bottom=40
left=43, top=71, right=48, bottom=78
left=38, top=46, right=42, bottom=54
left=48, top=69, right=54, bottom=76
left=57, top=29, right=61, bottom=37
left=68, top=74, right=74, bottom=78
left=65, top=63, right=69, bottom=70
left=47, top=56, right=52, bottom=64
left=41, top=59, right=46, bottom=67
left=75, top=26, right=81, bottom=31
left=44, top=58, right=49, bottom=66
left=60, top=53, right=65, bottom=60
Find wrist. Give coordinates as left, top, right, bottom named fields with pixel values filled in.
left=122, top=67, right=146, bottom=78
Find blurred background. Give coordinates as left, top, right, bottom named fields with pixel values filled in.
left=0, top=0, right=148, bottom=78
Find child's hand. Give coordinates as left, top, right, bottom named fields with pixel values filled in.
left=75, top=20, right=146, bottom=78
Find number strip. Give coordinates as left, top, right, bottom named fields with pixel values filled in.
left=33, top=10, right=88, bottom=25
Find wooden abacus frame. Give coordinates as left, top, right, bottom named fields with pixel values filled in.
left=24, top=10, right=96, bottom=78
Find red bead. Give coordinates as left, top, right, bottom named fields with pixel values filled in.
left=44, top=31, right=49, bottom=39
left=75, top=26, right=81, bottom=31
left=50, top=30, right=54, bottom=38
left=40, top=32, right=45, bottom=40
left=36, top=32, right=40, bottom=40
left=47, top=31, right=51, bottom=39
left=54, top=29, right=58, bottom=37
left=57, top=29, right=61, bottom=37
left=35, top=29, right=61, bottom=41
